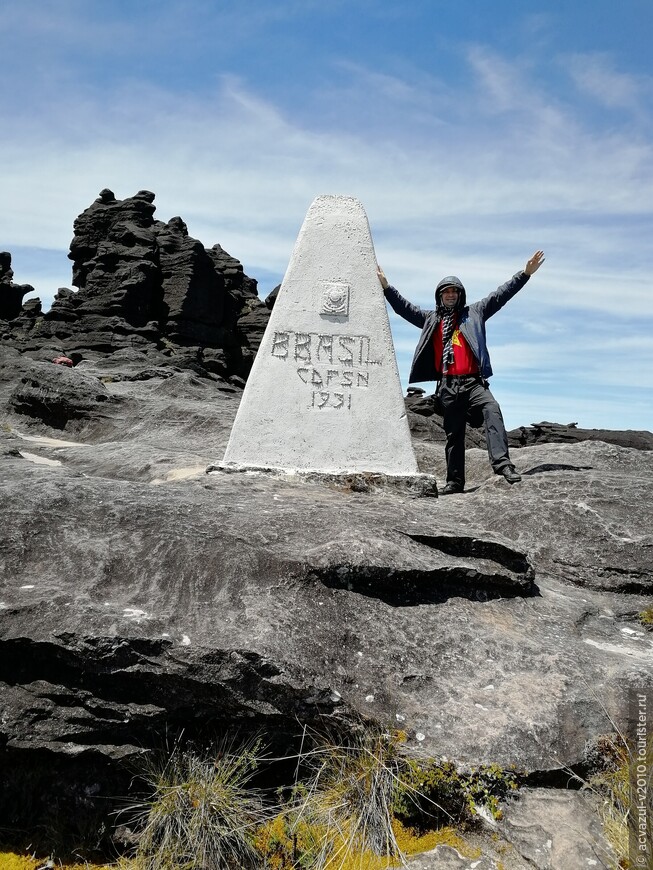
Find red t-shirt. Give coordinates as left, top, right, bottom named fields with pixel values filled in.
left=433, top=320, right=479, bottom=375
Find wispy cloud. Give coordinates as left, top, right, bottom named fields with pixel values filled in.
left=565, top=52, right=652, bottom=113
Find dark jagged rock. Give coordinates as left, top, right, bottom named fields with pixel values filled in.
left=1, top=190, right=270, bottom=381
left=206, top=242, right=259, bottom=312
left=508, top=419, right=653, bottom=451
left=68, top=187, right=158, bottom=304
left=265, top=283, right=281, bottom=309
left=0, top=251, right=35, bottom=321
left=405, top=390, right=653, bottom=452
left=205, top=242, right=268, bottom=371
left=156, top=216, right=222, bottom=342
left=235, top=296, right=272, bottom=358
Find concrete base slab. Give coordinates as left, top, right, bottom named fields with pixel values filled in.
left=208, top=464, right=438, bottom=497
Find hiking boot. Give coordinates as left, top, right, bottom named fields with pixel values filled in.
left=500, top=464, right=522, bottom=484
left=441, top=482, right=464, bottom=495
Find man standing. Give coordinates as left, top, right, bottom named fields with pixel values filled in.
left=377, top=251, right=545, bottom=494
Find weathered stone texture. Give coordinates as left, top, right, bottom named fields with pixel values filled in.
left=1, top=189, right=268, bottom=380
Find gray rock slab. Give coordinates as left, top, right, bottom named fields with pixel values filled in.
left=406, top=846, right=498, bottom=869
left=498, top=788, right=614, bottom=869
left=416, top=440, right=653, bottom=595
left=1, top=438, right=651, bottom=774
left=222, top=195, right=418, bottom=474
left=1, top=351, right=652, bottom=860
left=404, top=787, right=614, bottom=868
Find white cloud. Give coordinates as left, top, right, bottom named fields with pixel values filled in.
left=565, top=52, right=651, bottom=112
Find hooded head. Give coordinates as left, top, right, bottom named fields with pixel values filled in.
left=435, top=275, right=467, bottom=312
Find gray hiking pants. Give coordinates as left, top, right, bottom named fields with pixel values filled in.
left=439, top=375, right=511, bottom=487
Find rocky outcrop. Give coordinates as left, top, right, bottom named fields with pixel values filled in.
left=508, top=418, right=653, bottom=451
left=0, top=251, right=35, bottom=320
left=9, top=360, right=119, bottom=429
left=0, top=346, right=650, bottom=865
left=0, top=190, right=270, bottom=381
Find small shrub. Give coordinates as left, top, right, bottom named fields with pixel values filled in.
left=638, top=608, right=653, bottom=629
left=393, top=757, right=518, bottom=829
left=463, top=764, right=519, bottom=821
left=128, top=736, right=266, bottom=869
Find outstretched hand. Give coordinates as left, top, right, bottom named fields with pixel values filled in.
left=377, top=266, right=389, bottom=290
left=525, top=250, right=545, bottom=275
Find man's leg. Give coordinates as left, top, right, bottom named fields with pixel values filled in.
left=440, top=382, right=468, bottom=489
left=467, top=381, right=512, bottom=473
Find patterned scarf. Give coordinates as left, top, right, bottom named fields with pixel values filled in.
left=440, top=308, right=457, bottom=373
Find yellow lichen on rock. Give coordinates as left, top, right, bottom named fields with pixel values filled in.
left=0, top=855, right=40, bottom=870
left=0, top=856, right=132, bottom=870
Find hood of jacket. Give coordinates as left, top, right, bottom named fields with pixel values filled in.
left=435, top=275, right=467, bottom=310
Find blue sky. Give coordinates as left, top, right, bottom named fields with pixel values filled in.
left=2, top=0, right=652, bottom=430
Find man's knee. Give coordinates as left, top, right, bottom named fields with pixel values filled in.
left=483, top=398, right=502, bottom=418
left=478, top=389, right=503, bottom=419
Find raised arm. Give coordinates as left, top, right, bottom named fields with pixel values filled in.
left=377, top=266, right=427, bottom=329
left=477, top=250, right=545, bottom=320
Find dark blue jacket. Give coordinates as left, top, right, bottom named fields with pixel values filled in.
left=384, top=271, right=530, bottom=382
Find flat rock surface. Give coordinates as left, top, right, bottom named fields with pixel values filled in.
left=0, top=351, right=650, bottom=865
left=497, top=788, right=613, bottom=869
left=405, top=788, right=613, bottom=868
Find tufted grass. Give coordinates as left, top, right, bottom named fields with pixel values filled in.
left=3, top=727, right=521, bottom=869
left=253, top=725, right=504, bottom=869
left=583, top=732, right=652, bottom=869
left=123, top=735, right=267, bottom=870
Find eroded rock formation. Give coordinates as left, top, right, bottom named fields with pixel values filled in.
left=0, top=251, right=35, bottom=321
left=1, top=189, right=268, bottom=380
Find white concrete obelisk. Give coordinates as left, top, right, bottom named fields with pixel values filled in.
left=222, top=195, right=418, bottom=475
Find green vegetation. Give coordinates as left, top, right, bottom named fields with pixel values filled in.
left=2, top=727, right=523, bottom=869
left=394, top=757, right=519, bottom=827
left=580, top=731, right=653, bottom=869
left=638, top=607, right=653, bottom=628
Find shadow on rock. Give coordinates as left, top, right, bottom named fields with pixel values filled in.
left=310, top=563, right=538, bottom=606
left=523, top=463, right=594, bottom=475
